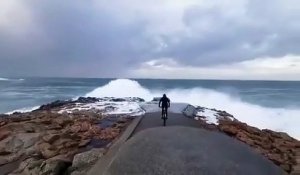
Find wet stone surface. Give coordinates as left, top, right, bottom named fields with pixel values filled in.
left=0, top=97, right=139, bottom=175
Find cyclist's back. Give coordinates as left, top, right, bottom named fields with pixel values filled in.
left=159, top=94, right=170, bottom=117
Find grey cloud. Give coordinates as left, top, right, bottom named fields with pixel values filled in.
left=155, top=1, right=300, bottom=66
left=0, top=0, right=151, bottom=77
left=0, top=0, right=299, bottom=77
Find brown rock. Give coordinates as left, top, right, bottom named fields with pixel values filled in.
left=54, top=117, right=72, bottom=126
left=0, top=149, right=11, bottom=155
left=40, top=118, right=52, bottom=125
left=78, top=139, right=91, bottom=147
left=5, top=136, right=24, bottom=153
left=38, top=142, right=59, bottom=159
left=280, top=164, right=291, bottom=172
left=219, top=125, right=238, bottom=136
left=40, top=159, right=71, bottom=175
left=0, top=121, right=7, bottom=127
left=72, top=148, right=105, bottom=168
left=53, top=138, right=73, bottom=148
left=217, top=119, right=298, bottom=173
left=70, top=121, right=92, bottom=133
left=97, top=128, right=120, bottom=140
left=23, top=123, right=36, bottom=133
left=48, top=154, right=73, bottom=163
left=12, top=157, right=43, bottom=174
left=46, top=124, right=63, bottom=130
left=0, top=130, right=11, bottom=141
left=64, top=141, right=79, bottom=148
left=43, top=134, right=60, bottom=144
left=16, top=133, right=41, bottom=149
left=0, top=151, right=24, bottom=166
left=267, top=153, right=283, bottom=165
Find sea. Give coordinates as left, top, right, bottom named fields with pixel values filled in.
left=1, top=77, right=300, bottom=139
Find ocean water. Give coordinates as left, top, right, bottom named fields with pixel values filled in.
left=1, top=77, right=300, bottom=139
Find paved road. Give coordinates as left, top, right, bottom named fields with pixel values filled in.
left=106, top=126, right=285, bottom=175
left=132, top=112, right=200, bottom=135
left=101, top=113, right=285, bottom=175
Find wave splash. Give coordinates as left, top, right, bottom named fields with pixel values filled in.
left=0, top=78, right=9, bottom=81
left=0, top=78, right=24, bottom=81
left=85, top=79, right=300, bottom=139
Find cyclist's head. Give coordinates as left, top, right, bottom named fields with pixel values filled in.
left=163, top=94, right=166, bottom=98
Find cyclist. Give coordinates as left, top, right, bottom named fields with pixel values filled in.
left=159, top=94, right=170, bottom=119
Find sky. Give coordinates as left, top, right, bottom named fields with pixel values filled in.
left=0, top=0, right=300, bottom=80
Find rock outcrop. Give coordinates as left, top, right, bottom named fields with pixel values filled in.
left=218, top=120, right=299, bottom=173
left=0, top=97, right=137, bottom=175
left=187, top=105, right=300, bottom=173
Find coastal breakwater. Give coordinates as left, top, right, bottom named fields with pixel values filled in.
left=0, top=97, right=299, bottom=174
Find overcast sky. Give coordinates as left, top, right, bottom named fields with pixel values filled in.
left=0, top=0, right=300, bottom=80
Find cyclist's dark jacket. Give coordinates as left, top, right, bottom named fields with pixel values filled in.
left=159, top=96, right=170, bottom=108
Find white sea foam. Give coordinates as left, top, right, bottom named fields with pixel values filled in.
left=58, top=101, right=145, bottom=116
left=0, top=78, right=24, bottom=81
left=5, top=106, right=40, bottom=115
left=0, top=78, right=9, bottom=81
left=196, top=109, right=219, bottom=125
left=85, top=79, right=300, bottom=139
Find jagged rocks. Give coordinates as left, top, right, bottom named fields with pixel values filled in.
left=76, top=97, right=99, bottom=103
left=38, top=100, right=71, bottom=111
left=12, top=157, right=43, bottom=175
left=0, top=100, right=135, bottom=174
left=189, top=105, right=299, bottom=173
left=218, top=120, right=299, bottom=173
left=40, top=159, right=71, bottom=175
left=0, top=130, right=10, bottom=141
left=37, top=142, right=60, bottom=159
left=12, top=157, right=71, bottom=175
left=42, top=134, right=60, bottom=144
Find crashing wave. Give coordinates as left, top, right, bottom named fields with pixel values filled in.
left=84, top=79, right=300, bottom=139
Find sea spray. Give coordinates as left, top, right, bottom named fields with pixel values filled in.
left=85, top=79, right=300, bottom=139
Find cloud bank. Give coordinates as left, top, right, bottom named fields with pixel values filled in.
left=0, top=0, right=299, bottom=79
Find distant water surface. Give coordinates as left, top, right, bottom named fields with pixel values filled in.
left=1, top=78, right=300, bottom=113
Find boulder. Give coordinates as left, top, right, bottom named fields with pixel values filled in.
left=72, top=148, right=105, bottom=168
left=182, top=105, right=197, bottom=118
left=40, top=159, right=71, bottom=175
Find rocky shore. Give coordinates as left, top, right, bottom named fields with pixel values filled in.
left=1, top=97, right=300, bottom=174
left=0, top=97, right=145, bottom=175
left=184, top=105, right=300, bottom=173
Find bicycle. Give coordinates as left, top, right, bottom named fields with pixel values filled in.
left=161, top=107, right=168, bottom=126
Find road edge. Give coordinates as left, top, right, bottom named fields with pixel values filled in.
left=88, top=115, right=144, bottom=175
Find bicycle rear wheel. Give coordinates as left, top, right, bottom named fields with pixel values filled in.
left=162, top=109, right=167, bottom=126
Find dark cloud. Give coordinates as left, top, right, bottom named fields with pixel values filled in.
left=157, top=1, right=300, bottom=66
left=0, top=0, right=299, bottom=77
left=0, top=0, right=151, bottom=77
